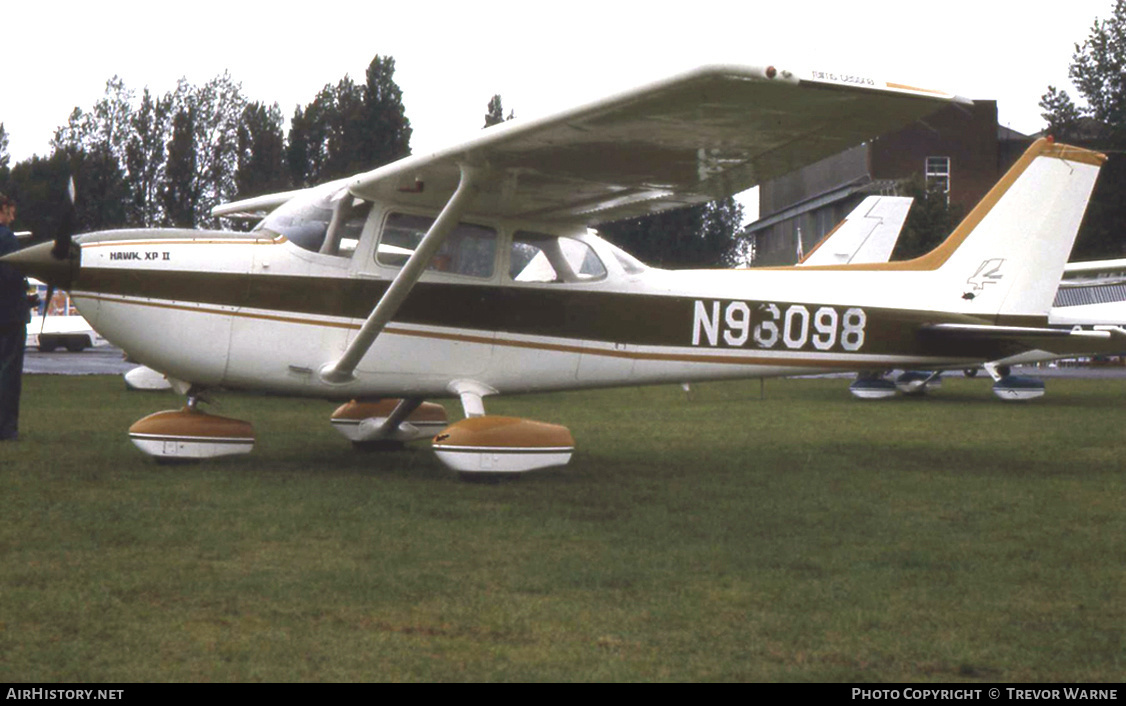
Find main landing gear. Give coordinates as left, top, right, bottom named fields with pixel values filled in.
left=330, top=398, right=449, bottom=451
left=849, top=370, right=943, bottom=399
left=848, top=366, right=1045, bottom=402
left=983, top=363, right=1046, bottom=401
left=329, top=384, right=575, bottom=477
left=128, top=383, right=576, bottom=476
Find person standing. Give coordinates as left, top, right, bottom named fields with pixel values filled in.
left=0, top=194, right=29, bottom=441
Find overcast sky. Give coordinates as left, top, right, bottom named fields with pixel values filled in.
left=4, top=0, right=1118, bottom=218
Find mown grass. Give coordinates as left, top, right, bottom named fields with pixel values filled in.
left=0, top=374, right=1123, bottom=682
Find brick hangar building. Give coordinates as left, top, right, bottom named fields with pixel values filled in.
left=743, top=100, right=1034, bottom=266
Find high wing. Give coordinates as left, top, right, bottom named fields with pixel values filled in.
left=1053, top=258, right=1126, bottom=326
left=212, top=187, right=324, bottom=221
left=1060, top=258, right=1126, bottom=287
left=342, top=64, right=966, bottom=226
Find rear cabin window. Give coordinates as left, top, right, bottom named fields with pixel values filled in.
left=509, top=232, right=607, bottom=283
left=376, top=213, right=497, bottom=278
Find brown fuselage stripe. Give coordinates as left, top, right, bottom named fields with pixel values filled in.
left=80, top=292, right=906, bottom=368
left=75, top=267, right=1034, bottom=365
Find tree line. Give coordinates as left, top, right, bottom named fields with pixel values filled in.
left=0, top=55, right=743, bottom=268
left=1038, top=0, right=1126, bottom=261
left=0, top=55, right=412, bottom=243
left=7, top=6, right=1122, bottom=271
left=899, top=1, right=1126, bottom=262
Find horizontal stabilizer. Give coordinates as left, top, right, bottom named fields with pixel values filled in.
left=921, top=323, right=1107, bottom=339
left=1060, top=257, right=1126, bottom=288
left=920, top=322, right=1124, bottom=358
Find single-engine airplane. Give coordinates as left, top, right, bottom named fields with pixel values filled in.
left=4, top=64, right=1120, bottom=474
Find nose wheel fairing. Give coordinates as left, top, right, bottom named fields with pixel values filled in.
left=128, top=408, right=255, bottom=460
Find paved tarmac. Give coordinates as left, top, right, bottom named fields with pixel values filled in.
left=23, top=344, right=137, bottom=376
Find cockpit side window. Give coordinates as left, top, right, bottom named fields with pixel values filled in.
left=320, top=196, right=373, bottom=257
left=377, top=213, right=497, bottom=278
left=509, top=232, right=607, bottom=284
left=255, top=185, right=371, bottom=259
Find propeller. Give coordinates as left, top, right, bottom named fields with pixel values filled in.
left=41, top=177, right=78, bottom=337
left=50, top=177, right=77, bottom=261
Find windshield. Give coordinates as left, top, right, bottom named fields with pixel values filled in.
left=255, top=184, right=371, bottom=256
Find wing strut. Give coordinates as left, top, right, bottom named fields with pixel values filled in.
left=319, top=164, right=481, bottom=384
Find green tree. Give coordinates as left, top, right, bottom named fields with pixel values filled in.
left=287, top=54, right=412, bottom=186
left=361, top=55, right=412, bottom=168
left=152, top=74, right=247, bottom=228
left=1039, top=0, right=1126, bottom=259
left=51, top=77, right=134, bottom=165
left=890, top=174, right=965, bottom=261
left=1069, top=1, right=1126, bottom=130
left=286, top=103, right=323, bottom=188
left=46, top=77, right=135, bottom=232
left=161, top=105, right=198, bottom=228
left=126, top=88, right=171, bottom=227
left=599, top=197, right=744, bottom=268
left=1039, top=86, right=1082, bottom=139
left=0, top=124, right=9, bottom=196
left=193, top=72, right=248, bottom=224
left=483, top=94, right=514, bottom=128
left=0, top=123, right=9, bottom=175
left=236, top=102, right=287, bottom=199
left=323, top=76, right=368, bottom=179
left=70, top=147, right=128, bottom=232
left=6, top=153, right=74, bottom=244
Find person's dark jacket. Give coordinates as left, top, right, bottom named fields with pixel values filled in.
left=0, top=225, right=31, bottom=328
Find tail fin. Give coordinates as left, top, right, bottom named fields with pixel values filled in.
left=834, top=139, right=1105, bottom=320
left=799, top=195, right=912, bottom=266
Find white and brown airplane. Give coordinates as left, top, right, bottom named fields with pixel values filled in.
left=3, top=64, right=1118, bottom=473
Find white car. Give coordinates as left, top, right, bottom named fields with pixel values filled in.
left=26, top=278, right=105, bottom=352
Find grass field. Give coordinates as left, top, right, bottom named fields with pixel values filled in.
left=1, top=374, right=1123, bottom=682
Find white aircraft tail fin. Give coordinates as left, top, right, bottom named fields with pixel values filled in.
left=827, top=139, right=1105, bottom=320
left=799, top=195, right=911, bottom=266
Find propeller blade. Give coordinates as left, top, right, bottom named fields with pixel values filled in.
left=50, top=176, right=77, bottom=261
left=40, top=284, right=55, bottom=336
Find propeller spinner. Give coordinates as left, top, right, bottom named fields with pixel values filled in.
left=2, top=177, right=81, bottom=290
